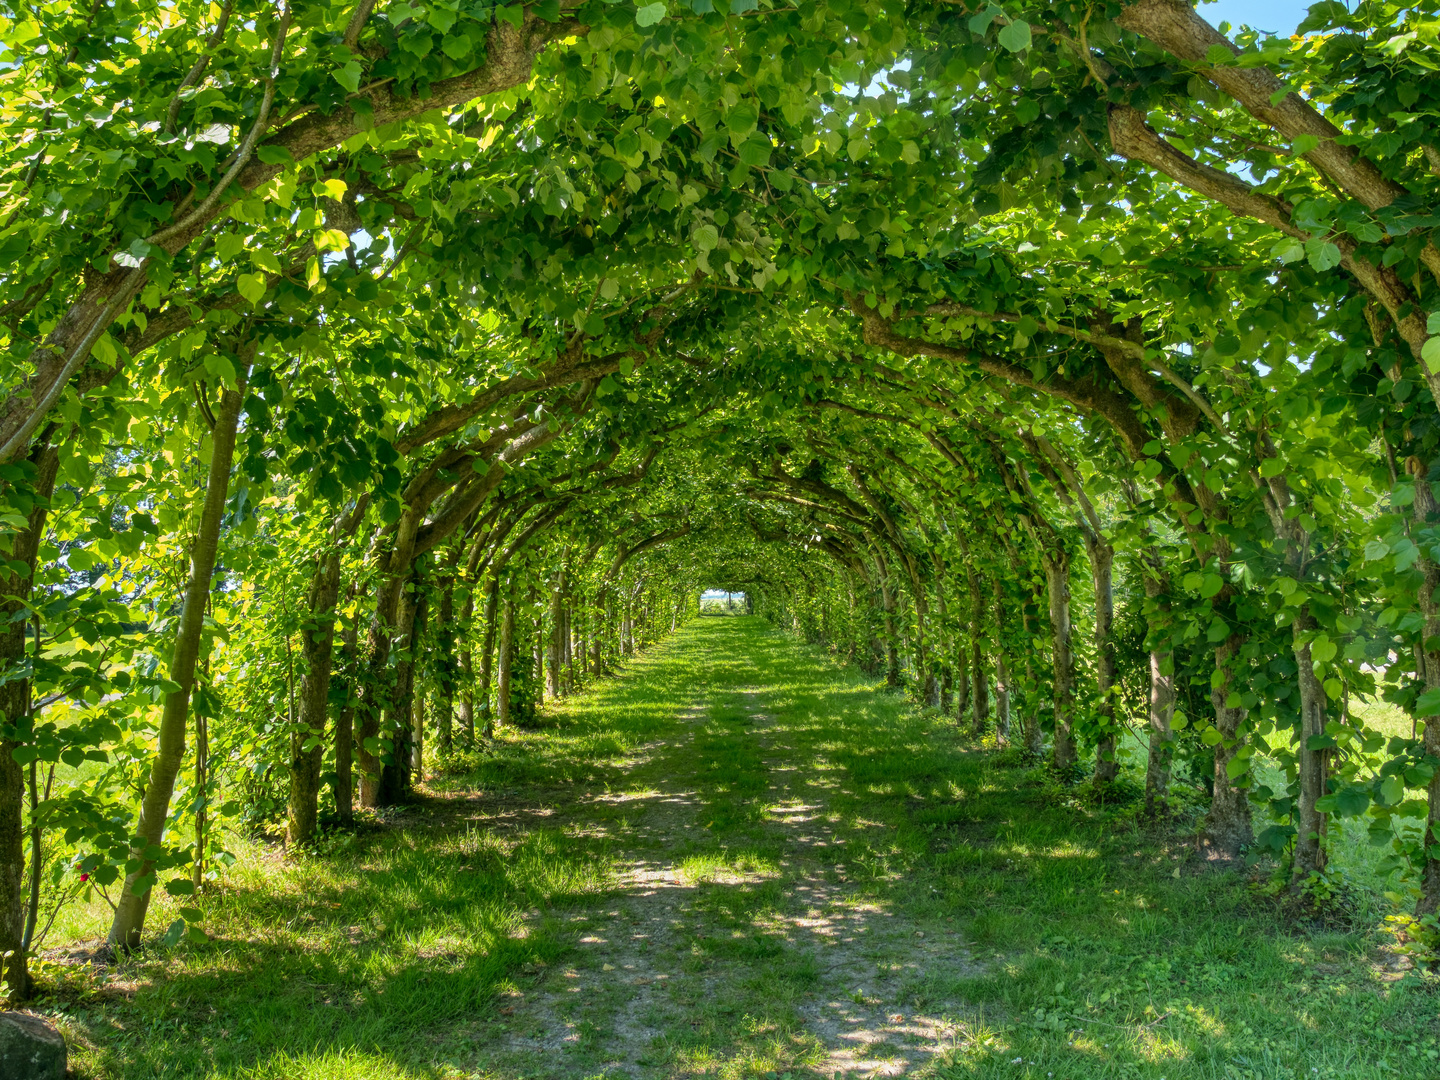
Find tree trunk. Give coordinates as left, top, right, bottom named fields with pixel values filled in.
left=378, top=584, right=426, bottom=805
left=1045, top=553, right=1076, bottom=771
left=357, top=516, right=424, bottom=808
left=592, top=593, right=607, bottom=676
left=287, top=547, right=343, bottom=847
left=968, top=570, right=988, bottom=734
left=1140, top=569, right=1176, bottom=816
left=1089, top=541, right=1119, bottom=784
left=0, top=436, right=59, bottom=998
left=1292, top=610, right=1329, bottom=882
left=1204, top=634, right=1254, bottom=855
left=994, top=653, right=1011, bottom=744
left=478, top=576, right=499, bottom=738
left=334, top=613, right=358, bottom=828
left=881, top=581, right=899, bottom=688
left=1021, top=595, right=1043, bottom=756
left=1144, top=648, right=1177, bottom=815
left=110, top=364, right=248, bottom=949
left=546, top=571, right=563, bottom=699
left=954, top=646, right=970, bottom=721
left=992, top=577, right=1011, bottom=744
left=496, top=584, right=516, bottom=727
left=436, top=579, right=455, bottom=755
left=1408, top=460, right=1440, bottom=919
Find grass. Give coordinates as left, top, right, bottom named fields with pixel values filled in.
left=31, top=617, right=1439, bottom=1079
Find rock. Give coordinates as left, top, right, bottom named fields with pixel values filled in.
left=0, top=1012, right=66, bottom=1080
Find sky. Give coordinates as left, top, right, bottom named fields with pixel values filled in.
left=1196, top=0, right=1318, bottom=36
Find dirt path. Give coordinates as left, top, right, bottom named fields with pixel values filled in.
left=441, top=655, right=985, bottom=1079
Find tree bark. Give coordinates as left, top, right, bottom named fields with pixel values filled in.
left=1140, top=569, right=1176, bottom=817
left=1292, top=610, right=1329, bottom=882
left=477, top=576, right=499, bottom=737
left=880, top=578, right=900, bottom=688
left=110, top=362, right=248, bottom=949
left=1089, top=541, right=1119, bottom=784
left=546, top=568, right=564, bottom=699
left=992, top=575, right=1010, bottom=744
left=0, top=436, right=59, bottom=997
left=496, top=583, right=516, bottom=727
left=378, top=583, right=426, bottom=805
left=1205, top=635, right=1254, bottom=855
left=1021, top=586, right=1044, bottom=756
left=968, top=569, right=988, bottom=733
left=334, top=611, right=359, bottom=828
left=1044, top=551, right=1076, bottom=771
left=1408, top=462, right=1440, bottom=918
left=954, top=645, right=970, bottom=721
left=436, top=577, right=456, bottom=755
left=286, top=547, right=342, bottom=847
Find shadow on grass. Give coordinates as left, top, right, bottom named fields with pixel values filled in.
left=39, top=618, right=1438, bottom=1080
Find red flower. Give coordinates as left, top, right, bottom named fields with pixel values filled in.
left=79, top=873, right=89, bottom=882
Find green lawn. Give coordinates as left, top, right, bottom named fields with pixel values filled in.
left=37, top=617, right=1437, bottom=1078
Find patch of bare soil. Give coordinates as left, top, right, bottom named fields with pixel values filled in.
left=442, top=694, right=984, bottom=1079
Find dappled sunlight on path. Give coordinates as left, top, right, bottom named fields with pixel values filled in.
left=435, top=617, right=985, bottom=1079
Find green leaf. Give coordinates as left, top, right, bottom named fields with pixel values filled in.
left=636, top=1, right=667, bottom=26
left=1333, top=787, right=1370, bottom=817
left=315, top=228, right=350, bottom=252
left=312, top=179, right=348, bottom=201
left=1422, top=335, right=1440, bottom=373
left=997, top=19, right=1032, bottom=53
left=426, top=5, right=458, bottom=32
left=216, top=233, right=245, bottom=263
left=333, top=60, right=363, bottom=94
left=738, top=136, right=771, bottom=168
left=693, top=224, right=719, bottom=251
left=442, top=32, right=470, bottom=60
left=1258, top=457, right=1285, bottom=478
left=1380, top=775, right=1405, bottom=806
left=1270, top=238, right=1304, bottom=264
left=236, top=273, right=266, bottom=305
left=969, top=5, right=998, bottom=33
left=161, top=918, right=185, bottom=947
left=1305, top=238, right=1342, bottom=271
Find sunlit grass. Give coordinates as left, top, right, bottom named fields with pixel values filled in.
left=28, top=617, right=1439, bottom=1079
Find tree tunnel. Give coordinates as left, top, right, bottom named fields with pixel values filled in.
left=0, top=0, right=1436, bottom=998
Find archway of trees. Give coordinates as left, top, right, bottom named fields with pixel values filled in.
left=1, top=0, right=1438, bottom=1004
